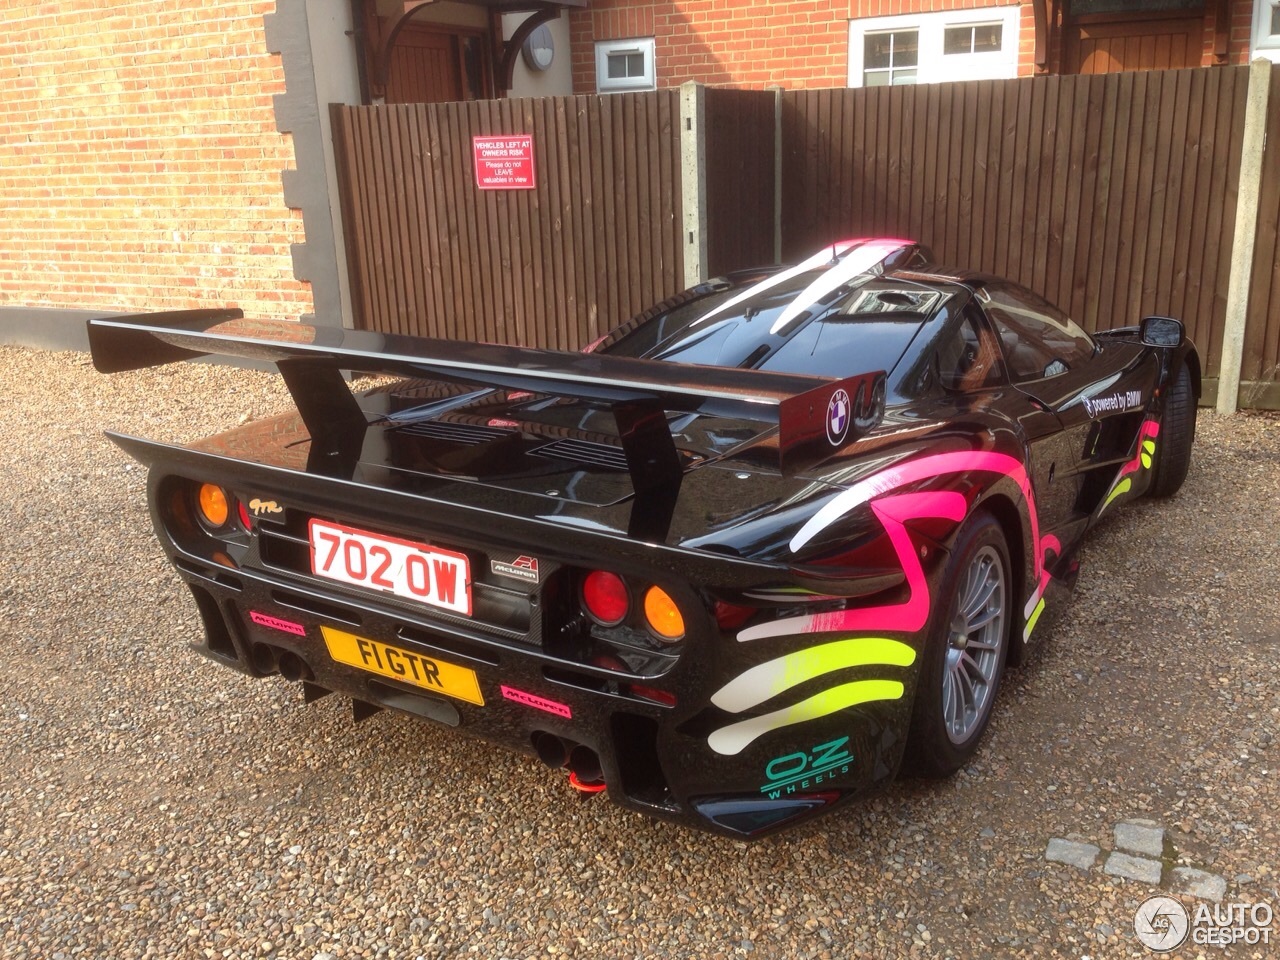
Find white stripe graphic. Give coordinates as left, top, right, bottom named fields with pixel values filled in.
left=768, top=240, right=909, bottom=334
left=688, top=243, right=860, bottom=328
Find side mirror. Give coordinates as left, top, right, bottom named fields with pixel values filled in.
left=1140, top=316, right=1183, bottom=347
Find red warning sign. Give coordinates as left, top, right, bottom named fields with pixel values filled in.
left=473, top=135, right=536, bottom=190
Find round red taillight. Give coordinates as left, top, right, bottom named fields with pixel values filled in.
left=237, top=500, right=252, bottom=529
left=581, top=570, right=629, bottom=625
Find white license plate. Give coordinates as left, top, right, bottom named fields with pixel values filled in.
left=308, top=519, right=472, bottom=617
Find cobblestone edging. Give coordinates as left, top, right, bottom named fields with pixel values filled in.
left=1046, top=818, right=1229, bottom=902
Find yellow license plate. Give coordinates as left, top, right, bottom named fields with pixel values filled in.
left=321, top=626, right=484, bottom=706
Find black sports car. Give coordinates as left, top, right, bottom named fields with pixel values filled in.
left=89, top=238, right=1199, bottom=838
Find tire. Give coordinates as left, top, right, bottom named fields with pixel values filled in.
left=902, top=511, right=1011, bottom=779
left=1149, top=362, right=1196, bottom=498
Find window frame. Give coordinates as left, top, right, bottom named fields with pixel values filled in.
left=848, top=6, right=1021, bottom=88
left=1252, top=0, right=1280, bottom=62
left=935, top=301, right=1008, bottom=394
left=595, top=37, right=657, bottom=93
left=977, top=284, right=1096, bottom=385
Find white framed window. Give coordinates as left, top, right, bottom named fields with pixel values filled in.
left=595, top=37, right=656, bottom=93
left=848, top=7, right=1021, bottom=88
left=1253, top=0, right=1280, bottom=62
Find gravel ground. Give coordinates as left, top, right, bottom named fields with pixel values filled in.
left=1, top=345, right=1277, bottom=960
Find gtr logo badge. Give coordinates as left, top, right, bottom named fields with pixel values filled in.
left=826, top=389, right=850, bottom=446
left=760, top=736, right=853, bottom=798
left=249, top=497, right=283, bottom=517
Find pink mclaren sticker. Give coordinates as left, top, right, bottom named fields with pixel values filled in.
left=500, top=685, right=572, bottom=719
left=249, top=611, right=307, bottom=637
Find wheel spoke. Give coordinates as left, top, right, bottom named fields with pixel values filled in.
left=960, top=651, right=988, bottom=688
left=936, top=540, right=1009, bottom=746
left=967, top=606, right=1001, bottom=631
left=943, top=672, right=958, bottom=729
left=957, top=663, right=977, bottom=711
left=963, top=568, right=999, bottom=618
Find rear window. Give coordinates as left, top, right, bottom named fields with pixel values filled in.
left=598, top=272, right=947, bottom=386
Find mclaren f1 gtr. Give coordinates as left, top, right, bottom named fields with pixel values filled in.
left=89, top=238, right=1199, bottom=838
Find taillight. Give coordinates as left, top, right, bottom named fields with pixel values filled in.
left=197, top=483, right=230, bottom=528
left=581, top=570, right=629, bottom=625
left=237, top=500, right=252, bottom=529
left=643, top=586, right=685, bottom=642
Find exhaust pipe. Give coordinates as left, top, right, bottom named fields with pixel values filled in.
left=567, top=745, right=603, bottom=783
left=250, top=643, right=278, bottom=675
left=532, top=731, right=569, bottom=769
left=276, top=651, right=312, bottom=683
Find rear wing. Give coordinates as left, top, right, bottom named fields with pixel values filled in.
left=88, top=311, right=885, bottom=537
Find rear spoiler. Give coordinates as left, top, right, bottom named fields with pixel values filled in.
left=88, top=311, right=885, bottom=538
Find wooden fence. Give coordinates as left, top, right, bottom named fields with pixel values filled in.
left=331, top=65, right=1279, bottom=403
left=331, top=93, right=683, bottom=351
left=703, top=88, right=776, bottom=278
left=779, top=67, right=1253, bottom=380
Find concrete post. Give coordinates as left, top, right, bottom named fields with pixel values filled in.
left=1217, top=59, right=1272, bottom=415
left=680, top=82, right=709, bottom=286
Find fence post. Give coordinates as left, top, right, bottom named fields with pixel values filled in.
left=770, top=85, right=783, bottom=265
left=1217, top=59, right=1272, bottom=415
left=680, top=82, right=708, bottom=285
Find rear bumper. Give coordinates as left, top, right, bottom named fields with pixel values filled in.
left=123, top=433, right=918, bottom=838
left=172, top=549, right=912, bottom=838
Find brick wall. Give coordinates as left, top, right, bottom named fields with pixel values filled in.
left=0, top=2, right=312, bottom=321
left=570, top=0, right=1260, bottom=93
left=570, top=1, right=861, bottom=91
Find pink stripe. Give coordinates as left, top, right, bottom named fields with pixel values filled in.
left=740, top=491, right=965, bottom=640
left=1119, top=419, right=1161, bottom=479
left=792, top=450, right=1040, bottom=574
left=750, top=450, right=1052, bottom=643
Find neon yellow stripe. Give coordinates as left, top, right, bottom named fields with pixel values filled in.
left=711, top=637, right=916, bottom=713
left=1140, top=453, right=1152, bottom=469
left=707, top=679, right=905, bottom=756
left=1023, top=598, right=1046, bottom=641
left=1142, top=439, right=1156, bottom=455
left=1102, top=477, right=1131, bottom=512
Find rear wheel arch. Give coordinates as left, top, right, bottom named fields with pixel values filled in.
left=902, top=508, right=1013, bottom=777
left=972, top=491, right=1029, bottom=666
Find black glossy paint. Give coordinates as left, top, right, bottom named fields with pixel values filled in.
left=89, top=248, right=1198, bottom=838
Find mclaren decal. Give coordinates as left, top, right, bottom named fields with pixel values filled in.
left=491, top=555, right=540, bottom=583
